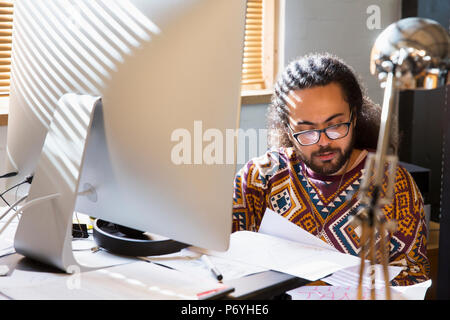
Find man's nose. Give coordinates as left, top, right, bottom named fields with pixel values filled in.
left=317, top=131, right=331, bottom=147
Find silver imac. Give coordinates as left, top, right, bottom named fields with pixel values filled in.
left=3, top=0, right=245, bottom=271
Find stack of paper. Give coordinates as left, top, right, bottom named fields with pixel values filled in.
left=259, top=209, right=404, bottom=281
left=258, top=208, right=338, bottom=251
left=287, top=285, right=392, bottom=300
left=321, top=264, right=402, bottom=288
left=287, top=280, right=432, bottom=300
left=144, top=249, right=268, bottom=282
left=194, top=230, right=361, bottom=281
left=259, top=209, right=430, bottom=300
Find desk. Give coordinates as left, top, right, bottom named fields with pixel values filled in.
left=0, top=251, right=307, bottom=300
left=0, top=207, right=310, bottom=300
left=0, top=210, right=310, bottom=300
left=0, top=217, right=307, bottom=300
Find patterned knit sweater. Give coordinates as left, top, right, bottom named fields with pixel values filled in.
left=232, top=147, right=430, bottom=286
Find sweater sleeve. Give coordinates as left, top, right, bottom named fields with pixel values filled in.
left=232, top=151, right=283, bottom=232
left=388, top=166, right=431, bottom=286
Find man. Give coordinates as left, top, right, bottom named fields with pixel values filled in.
left=232, top=53, right=430, bottom=286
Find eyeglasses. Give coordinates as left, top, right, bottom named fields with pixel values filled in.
left=288, top=113, right=353, bottom=146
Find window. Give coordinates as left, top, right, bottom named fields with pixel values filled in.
left=0, top=0, right=13, bottom=97
left=0, top=0, right=13, bottom=125
left=0, top=1, right=276, bottom=119
left=241, top=0, right=277, bottom=104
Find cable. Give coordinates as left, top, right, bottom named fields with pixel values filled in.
left=0, top=172, right=19, bottom=206
left=0, top=195, right=27, bottom=222
left=0, top=181, right=27, bottom=208
left=0, top=172, right=18, bottom=179
left=0, top=193, right=60, bottom=236
left=0, top=175, right=34, bottom=208
left=0, top=195, right=10, bottom=208
left=0, top=176, right=33, bottom=198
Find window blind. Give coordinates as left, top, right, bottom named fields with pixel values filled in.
left=241, top=0, right=265, bottom=90
left=0, top=0, right=13, bottom=96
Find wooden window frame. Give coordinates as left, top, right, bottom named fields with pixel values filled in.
left=241, top=0, right=279, bottom=105
left=0, top=0, right=13, bottom=126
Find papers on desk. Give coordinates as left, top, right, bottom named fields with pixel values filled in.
left=144, top=249, right=268, bottom=282
left=147, top=208, right=363, bottom=283
left=193, top=230, right=361, bottom=281
left=257, top=209, right=429, bottom=299
left=0, top=261, right=232, bottom=300
left=0, top=222, right=232, bottom=299
left=321, top=263, right=403, bottom=289
left=287, top=280, right=432, bottom=300
left=259, top=208, right=338, bottom=251
left=192, top=208, right=405, bottom=285
left=288, top=285, right=390, bottom=300
left=72, top=238, right=139, bottom=268
left=258, top=209, right=404, bottom=284
left=192, top=208, right=361, bottom=281
left=0, top=212, right=19, bottom=257
left=390, top=279, right=432, bottom=300
left=0, top=220, right=18, bottom=258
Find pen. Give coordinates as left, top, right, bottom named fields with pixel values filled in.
left=201, top=255, right=223, bottom=281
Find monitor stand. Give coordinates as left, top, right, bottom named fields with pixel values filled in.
left=13, top=93, right=189, bottom=273
left=13, top=94, right=105, bottom=272
left=92, top=219, right=189, bottom=257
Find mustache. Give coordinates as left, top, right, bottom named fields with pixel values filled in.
left=311, top=147, right=341, bottom=157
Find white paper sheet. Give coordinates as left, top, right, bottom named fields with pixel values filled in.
left=72, top=238, right=139, bottom=268
left=287, top=285, right=400, bottom=300
left=259, top=208, right=338, bottom=251
left=0, top=221, right=17, bottom=257
left=287, top=285, right=388, bottom=300
left=193, top=231, right=362, bottom=281
left=145, top=248, right=268, bottom=282
left=287, top=280, right=432, bottom=300
left=0, top=261, right=231, bottom=300
left=321, top=263, right=403, bottom=289
left=259, top=209, right=404, bottom=287
left=390, top=280, right=432, bottom=300
left=73, top=249, right=139, bottom=269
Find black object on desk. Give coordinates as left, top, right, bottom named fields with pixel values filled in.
left=72, top=223, right=89, bottom=238
left=93, top=219, right=189, bottom=256
left=223, top=270, right=309, bottom=300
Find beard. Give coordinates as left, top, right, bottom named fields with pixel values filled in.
left=298, top=135, right=355, bottom=175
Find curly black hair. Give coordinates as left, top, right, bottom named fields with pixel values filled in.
left=267, top=53, right=396, bottom=153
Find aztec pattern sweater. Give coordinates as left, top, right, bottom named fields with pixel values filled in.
left=232, top=147, right=430, bottom=286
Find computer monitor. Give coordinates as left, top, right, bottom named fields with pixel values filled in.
left=4, top=0, right=246, bottom=270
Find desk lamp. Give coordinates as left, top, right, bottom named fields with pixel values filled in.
left=354, top=17, right=449, bottom=300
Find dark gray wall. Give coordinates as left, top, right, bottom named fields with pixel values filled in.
left=398, top=0, right=450, bottom=222
left=438, top=83, right=450, bottom=299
